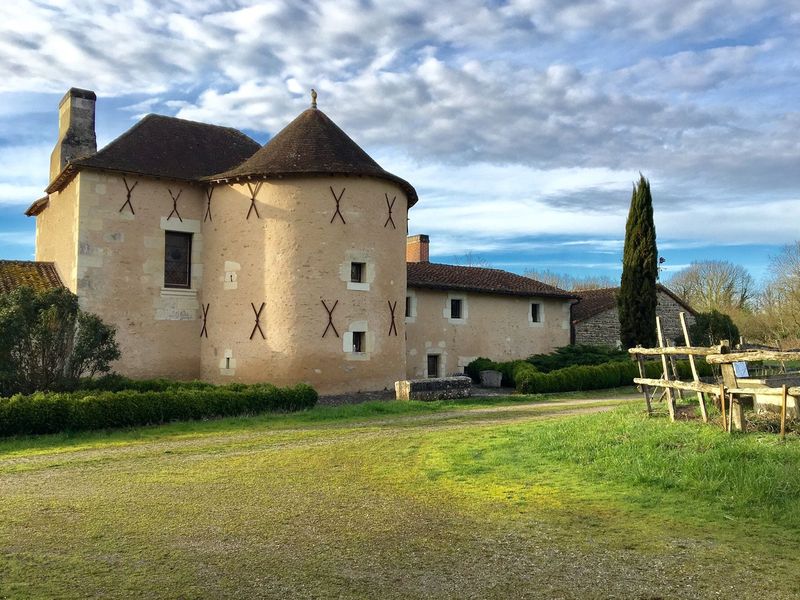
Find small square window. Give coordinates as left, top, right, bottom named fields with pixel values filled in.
left=531, top=302, right=541, bottom=323
left=164, top=231, right=192, bottom=288
left=351, top=262, right=365, bottom=283
left=405, top=296, right=412, bottom=318
left=450, top=298, right=462, bottom=319
left=352, top=331, right=365, bottom=353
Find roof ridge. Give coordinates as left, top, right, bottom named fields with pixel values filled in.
left=208, top=106, right=418, bottom=206
left=74, top=113, right=257, bottom=168
left=141, top=113, right=259, bottom=140
left=0, top=259, right=56, bottom=265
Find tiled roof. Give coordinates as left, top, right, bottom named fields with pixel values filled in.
left=46, top=114, right=261, bottom=194
left=208, top=107, right=418, bottom=206
left=572, top=284, right=696, bottom=322
left=407, top=262, right=577, bottom=299
left=571, top=287, right=618, bottom=322
left=0, top=261, right=63, bottom=294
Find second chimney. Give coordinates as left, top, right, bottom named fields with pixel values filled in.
left=406, top=234, right=430, bottom=263
left=50, top=88, right=97, bottom=182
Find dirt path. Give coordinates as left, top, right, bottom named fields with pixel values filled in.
left=0, top=395, right=641, bottom=471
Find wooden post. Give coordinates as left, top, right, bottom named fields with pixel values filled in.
left=781, top=384, right=788, bottom=441
left=728, top=392, right=737, bottom=433
left=719, top=361, right=743, bottom=432
left=636, top=353, right=653, bottom=415
left=668, top=343, right=684, bottom=402
left=719, top=383, right=727, bottom=431
left=656, top=316, right=676, bottom=421
left=679, top=312, right=708, bottom=422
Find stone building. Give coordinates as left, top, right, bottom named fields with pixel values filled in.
left=12, top=87, right=576, bottom=394
left=405, top=235, right=576, bottom=378
left=571, top=285, right=696, bottom=348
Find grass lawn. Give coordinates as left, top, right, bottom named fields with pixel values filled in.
left=1, top=389, right=799, bottom=599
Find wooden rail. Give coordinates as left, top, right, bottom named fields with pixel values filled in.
left=628, top=345, right=725, bottom=357
left=706, top=350, right=800, bottom=364
left=634, top=377, right=800, bottom=398
left=634, top=378, right=719, bottom=395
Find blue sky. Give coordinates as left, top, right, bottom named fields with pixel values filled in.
left=1, top=1, right=798, bottom=286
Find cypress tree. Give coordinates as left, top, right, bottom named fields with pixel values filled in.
left=618, top=174, right=658, bottom=349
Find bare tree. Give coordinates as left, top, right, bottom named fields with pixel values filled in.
left=666, top=260, right=756, bottom=313
left=457, top=251, right=492, bottom=268
left=524, top=269, right=615, bottom=291
left=757, top=242, right=800, bottom=344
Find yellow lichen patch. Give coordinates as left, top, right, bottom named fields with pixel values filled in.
left=0, top=260, right=63, bottom=295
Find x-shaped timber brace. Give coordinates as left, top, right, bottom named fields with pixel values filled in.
left=203, top=188, right=214, bottom=223
left=167, top=188, right=183, bottom=222
left=250, top=302, right=266, bottom=340
left=388, top=300, right=398, bottom=336
left=321, top=299, right=339, bottom=338
left=329, top=187, right=346, bottom=224
left=119, top=177, right=138, bottom=215
left=200, top=303, right=209, bottom=338
left=384, top=193, right=397, bottom=229
left=246, top=182, right=262, bottom=220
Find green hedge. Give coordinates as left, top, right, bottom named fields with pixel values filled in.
left=467, top=355, right=715, bottom=395
left=526, top=344, right=629, bottom=373
left=78, top=374, right=218, bottom=393
left=516, top=358, right=713, bottom=394
left=0, top=383, right=318, bottom=437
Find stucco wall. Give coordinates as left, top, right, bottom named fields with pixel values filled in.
left=200, top=176, right=409, bottom=394
left=35, top=179, right=79, bottom=290
left=405, top=289, right=572, bottom=378
left=573, top=291, right=696, bottom=347
left=73, top=170, right=204, bottom=379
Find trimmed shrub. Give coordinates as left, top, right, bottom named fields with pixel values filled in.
left=525, top=344, right=629, bottom=373
left=0, top=383, right=318, bottom=437
left=516, top=357, right=712, bottom=395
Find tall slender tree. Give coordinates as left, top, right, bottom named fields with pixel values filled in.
left=618, top=174, right=658, bottom=349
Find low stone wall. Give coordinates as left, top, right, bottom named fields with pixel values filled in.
left=395, top=376, right=473, bottom=401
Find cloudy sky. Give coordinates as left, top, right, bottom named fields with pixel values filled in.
left=1, top=0, right=798, bottom=283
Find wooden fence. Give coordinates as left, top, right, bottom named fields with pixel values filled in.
left=629, top=312, right=795, bottom=438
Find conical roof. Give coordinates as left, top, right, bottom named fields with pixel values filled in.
left=207, top=107, right=418, bottom=206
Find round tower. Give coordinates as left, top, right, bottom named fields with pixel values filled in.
left=199, top=95, right=417, bottom=394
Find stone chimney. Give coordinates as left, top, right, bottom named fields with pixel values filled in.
left=49, top=88, right=97, bottom=182
left=406, top=234, right=430, bottom=263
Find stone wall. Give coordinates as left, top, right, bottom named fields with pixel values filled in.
left=35, top=177, right=79, bottom=290
left=573, top=290, right=695, bottom=347
left=200, top=176, right=409, bottom=395
left=405, top=289, right=572, bottom=379
left=51, top=170, right=204, bottom=380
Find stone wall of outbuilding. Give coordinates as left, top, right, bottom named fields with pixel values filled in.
left=573, top=290, right=696, bottom=348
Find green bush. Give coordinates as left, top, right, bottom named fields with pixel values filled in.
left=0, top=383, right=318, bottom=437
left=525, top=344, right=628, bottom=373
left=464, top=358, right=497, bottom=383
left=690, top=310, right=740, bottom=346
left=516, top=357, right=713, bottom=395
left=0, top=286, right=120, bottom=395
left=79, top=375, right=217, bottom=394
left=465, top=358, right=538, bottom=387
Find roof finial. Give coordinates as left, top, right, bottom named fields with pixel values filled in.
left=310, top=88, right=317, bottom=109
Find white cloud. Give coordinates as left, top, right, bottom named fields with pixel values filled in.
left=0, top=231, right=35, bottom=246
left=0, top=0, right=798, bottom=274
